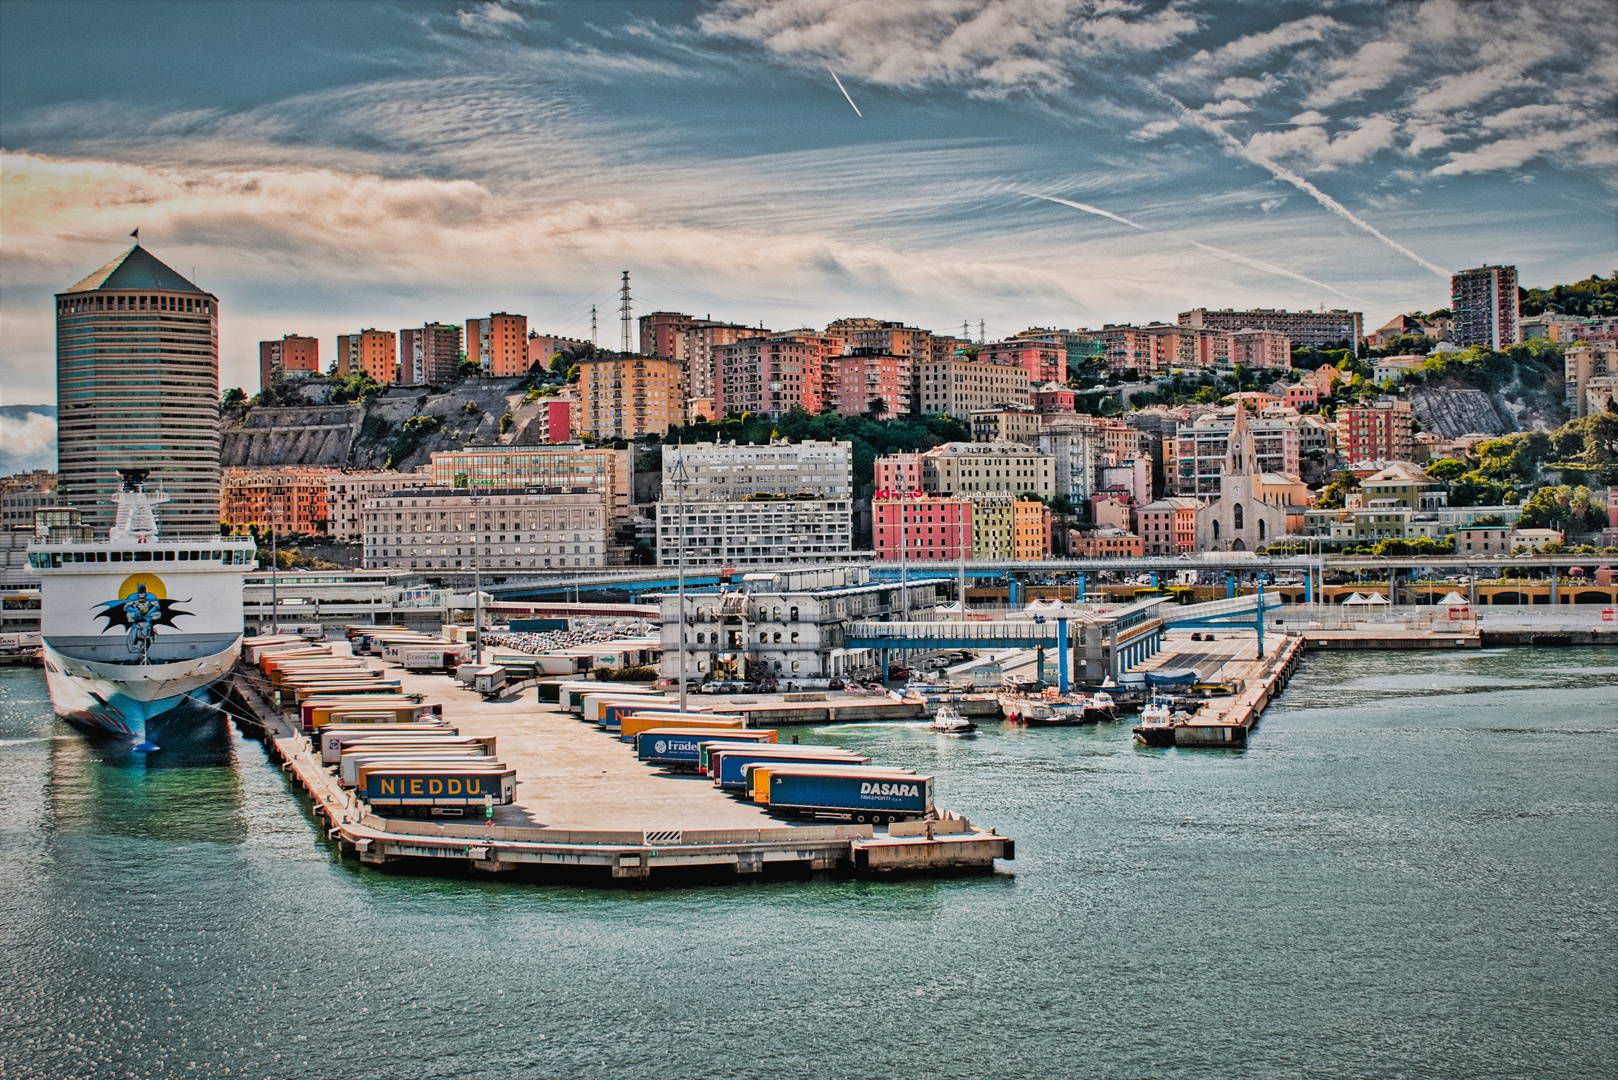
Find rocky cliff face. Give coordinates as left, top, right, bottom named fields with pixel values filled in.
left=220, top=377, right=536, bottom=471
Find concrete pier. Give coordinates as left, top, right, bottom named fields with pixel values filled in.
left=223, top=647, right=1012, bottom=884
left=1132, top=630, right=1306, bottom=749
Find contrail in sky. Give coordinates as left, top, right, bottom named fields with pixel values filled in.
left=1025, top=192, right=1365, bottom=303
left=828, top=69, right=862, bottom=117
left=1143, top=86, right=1451, bottom=281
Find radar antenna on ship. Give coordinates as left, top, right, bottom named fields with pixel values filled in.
left=107, top=468, right=168, bottom=542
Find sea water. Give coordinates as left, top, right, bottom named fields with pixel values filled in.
left=1, top=648, right=1613, bottom=1079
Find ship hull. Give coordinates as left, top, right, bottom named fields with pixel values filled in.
left=43, top=638, right=241, bottom=741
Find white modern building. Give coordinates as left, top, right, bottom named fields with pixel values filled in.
left=656, top=498, right=855, bottom=567
left=661, top=439, right=853, bottom=500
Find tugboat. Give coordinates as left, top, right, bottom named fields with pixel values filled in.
left=1085, top=690, right=1117, bottom=723
left=928, top=703, right=978, bottom=737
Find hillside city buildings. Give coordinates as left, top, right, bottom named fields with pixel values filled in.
left=56, top=244, right=222, bottom=536
left=44, top=244, right=1596, bottom=575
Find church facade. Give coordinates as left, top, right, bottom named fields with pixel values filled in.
left=1195, top=404, right=1290, bottom=552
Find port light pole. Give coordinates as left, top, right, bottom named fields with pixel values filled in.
left=669, top=446, right=691, bottom=714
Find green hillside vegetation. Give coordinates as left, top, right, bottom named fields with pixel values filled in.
left=1441, top=412, right=1618, bottom=505
left=1521, top=274, right=1618, bottom=318
left=657, top=407, right=971, bottom=493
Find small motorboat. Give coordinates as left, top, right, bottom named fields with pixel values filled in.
left=1133, top=702, right=1190, bottom=747
left=1085, top=691, right=1117, bottom=723
left=928, top=703, right=978, bottom=737
left=1009, top=701, right=1091, bottom=727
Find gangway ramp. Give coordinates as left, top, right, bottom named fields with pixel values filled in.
left=1158, top=593, right=1284, bottom=627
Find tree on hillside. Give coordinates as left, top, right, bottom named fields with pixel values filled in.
left=1521, top=274, right=1618, bottom=318
left=1314, top=470, right=1361, bottom=509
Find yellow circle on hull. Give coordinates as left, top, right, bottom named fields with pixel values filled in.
left=117, top=572, right=167, bottom=600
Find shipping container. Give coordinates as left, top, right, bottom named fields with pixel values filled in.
left=633, top=728, right=777, bottom=769
left=747, top=765, right=931, bottom=823
left=707, top=746, right=869, bottom=789
left=600, top=699, right=717, bottom=732
left=318, top=724, right=459, bottom=762
left=561, top=682, right=661, bottom=714
left=581, top=692, right=677, bottom=726
left=615, top=710, right=733, bottom=740
left=617, top=713, right=745, bottom=741
left=362, top=766, right=516, bottom=816
left=473, top=666, right=507, bottom=696
left=332, top=735, right=497, bottom=769
left=343, top=750, right=499, bottom=788
left=280, top=681, right=405, bottom=707
left=301, top=696, right=434, bottom=730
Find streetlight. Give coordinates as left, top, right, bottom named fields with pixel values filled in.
left=668, top=446, right=692, bottom=714
left=469, top=493, right=483, bottom=665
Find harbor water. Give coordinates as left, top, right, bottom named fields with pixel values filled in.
left=1, top=648, right=1614, bottom=1079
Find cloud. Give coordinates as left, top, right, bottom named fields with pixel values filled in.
left=1214, top=76, right=1276, bottom=100
left=457, top=2, right=527, bottom=36
left=1306, top=39, right=1410, bottom=107
left=1432, top=122, right=1618, bottom=176
left=0, top=411, right=56, bottom=474
left=698, top=0, right=1197, bottom=97
left=1244, top=115, right=1399, bottom=171
left=1200, top=99, right=1250, bottom=118
left=1174, top=15, right=1338, bottom=86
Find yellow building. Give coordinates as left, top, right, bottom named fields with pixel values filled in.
left=1013, top=499, right=1051, bottom=560
left=578, top=355, right=683, bottom=439
left=971, top=496, right=1015, bottom=560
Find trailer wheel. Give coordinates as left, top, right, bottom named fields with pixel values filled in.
left=871, top=814, right=888, bottom=826
left=854, top=813, right=868, bottom=824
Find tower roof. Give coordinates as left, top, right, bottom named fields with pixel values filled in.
left=63, top=245, right=208, bottom=295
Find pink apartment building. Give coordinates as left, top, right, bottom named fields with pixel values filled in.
left=873, top=495, right=972, bottom=562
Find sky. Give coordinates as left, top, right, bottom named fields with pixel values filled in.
left=1, top=0, right=1614, bottom=426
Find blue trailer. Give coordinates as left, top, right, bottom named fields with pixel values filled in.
left=633, top=728, right=777, bottom=770
left=751, top=765, right=933, bottom=824
left=709, top=746, right=870, bottom=790
left=362, top=766, right=516, bottom=818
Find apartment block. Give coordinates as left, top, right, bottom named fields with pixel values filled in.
left=911, top=356, right=1030, bottom=416
left=655, top=497, right=854, bottom=567
left=716, top=335, right=827, bottom=419
left=825, top=319, right=932, bottom=364
left=399, top=323, right=463, bottom=385
left=220, top=467, right=334, bottom=534
left=873, top=453, right=923, bottom=495
left=258, top=334, right=319, bottom=390
left=1138, top=497, right=1202, bottom=555
left=364, top=487, right=608, bottom=571
left=872, top=495, right=971, bottom=562
left=921, top=442, right=1054, bottom=499
left=1231, top=328, right=1292, bottom=369
left=1070, top=527, right=1143, bottom=558
left=337, top=328, right=398, bottom=383
left=970, top=406, right=1042, bottom=445
left=1040, top=417, right=1103, bottom=502
left=466, top=312, right=529, bottom=376
left=1013, top=499, right=1052, bottom=560
left=640, top=314, right=757, bottom=405
left=1, top=484, right=57, bottom=528
left=978, top=339, right=1063, bottom=384
left=1031, top=383, right=1076, bottom=413
left=823, top=351, right=908, bottom=418
left=578, top=354, right=682, bottom=439
left=1451, top=264, right=1520, bottom=350
left=662, top=440, right=852, bottom=501
left=970, top=496, right=1016, bottom=559
left=528, top=332, right=589, bottom=371
left=1179, top=306, right=1363, bottom=349
left=1336, top=398, right=1416, bottom=463
left=428, top=446, right=633, bottom=522
left=325, top=470, right=438, bottom=541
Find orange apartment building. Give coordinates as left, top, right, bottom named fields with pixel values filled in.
left=221, top=467, right=334, bottom=534
left=1013, top=499, right=1052, bottom=559
left=467, top=312, right=529, bottom=376
left=1070, top=527, right=1144, bottom=558
left=336, top=329, right=398, bottom=383
left=258, top=334, right=319, bottom=390
left=577, top=354, right=682, bottom=439
left=979, top=339, right=1063, bottom=384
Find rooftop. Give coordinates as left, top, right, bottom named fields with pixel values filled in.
left=63, top=245, right=208, bottom=295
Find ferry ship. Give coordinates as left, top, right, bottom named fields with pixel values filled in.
left=27, top=471, right=257, bottom=749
